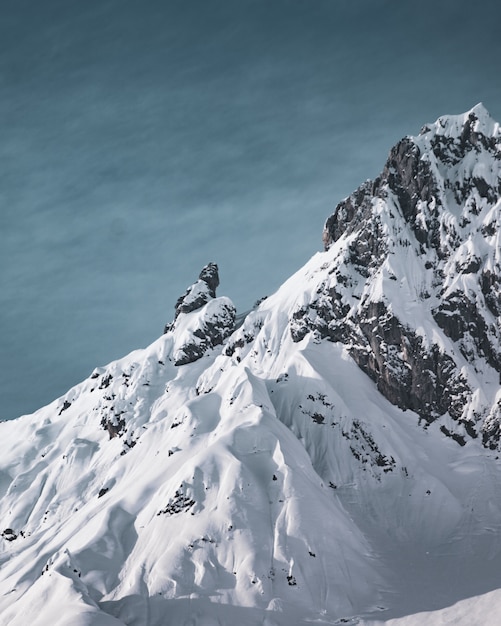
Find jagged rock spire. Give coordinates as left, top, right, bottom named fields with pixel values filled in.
left=163, top=262, right=221, bottom=335
left=174, top=262, right=220, bottom=319
left=164, top=262, right=236, bottom=365
left=198, top=262, right=219, bottom=297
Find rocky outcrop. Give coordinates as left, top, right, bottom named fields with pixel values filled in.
left=291, top=291, right=472, bottom=430
left=307, top=105, right=501, bottom=446
left=172, top=297, right=236, bottom=366
left=164, top=263, right=236, bottom=366
left=165, top=262, right=221, bottom=332
left=351, top=302, right=471, bottom=425
left=432, top=292, right=501, bottom=371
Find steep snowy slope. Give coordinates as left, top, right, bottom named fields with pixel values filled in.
left=0, top=266, right=381, bottom=626
left=2, top=105, right=501, bottom=626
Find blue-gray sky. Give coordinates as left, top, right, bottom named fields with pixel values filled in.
left=2, top=0, right=501, bottom=420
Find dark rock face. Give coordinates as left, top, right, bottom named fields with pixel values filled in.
left=290, top=281, right=350, bottom=344
left=352, top=302, right=471, bottom=424
left=385, top=139, right=438, bottom=227
left=164, top=262, right=236, bottom=366
left=291, top=293, right=472, bottom=428
left=323, top=139, right=439, bottom=252
left=198, top=263, right=219, bottom=297
left=483, top=403, right=501, bottom=449
left=165, top=263, right=221, bottom=333
left=174, top=262, right=220, bottom=317
left=432, top=292, right=501, bottom=371
left=309, top=106, right=501, bottom=446
left=173, top=299, right=236, bottom=366
left=323, top=180, right=377, bottom=249
left=481, top=270, right=501, bottom=317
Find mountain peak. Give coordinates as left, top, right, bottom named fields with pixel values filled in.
left=3, top=108, right=501, bottom=625
left=164, top=262, right=236, bottom=365
left=419, top=102, right=500, bottom=141
left=320, top=105, right=501, bottom=435
left=324, top=104, right=501, bottom=249
left=466, top=101, right=495, bottom=125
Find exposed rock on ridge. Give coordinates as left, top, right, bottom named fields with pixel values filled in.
left=4, top=107, right=501, bottom=626
left=164, top=263, right=236, bottom=365
left=307, top=104, right=501, bottom=444
left=165, top=262, right=221, bottom=329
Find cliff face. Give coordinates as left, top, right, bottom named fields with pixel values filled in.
left=298, top=103, right=501, bottom=444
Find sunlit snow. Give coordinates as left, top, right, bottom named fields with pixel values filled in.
left=2, top=105, right=501, bottom=625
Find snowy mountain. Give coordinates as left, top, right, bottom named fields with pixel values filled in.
left=2, top=104, right=501, bottom=626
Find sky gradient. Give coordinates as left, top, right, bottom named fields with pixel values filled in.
left=2, top=0, right=501, bottom=420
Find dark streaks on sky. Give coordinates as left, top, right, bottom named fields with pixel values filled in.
left=2, top=0, right=501, bottom=420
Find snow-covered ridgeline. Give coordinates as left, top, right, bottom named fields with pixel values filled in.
left=2, top=105, right=501, bottom=625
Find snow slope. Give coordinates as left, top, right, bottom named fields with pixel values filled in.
left=2, top=105, right=501, bottom=625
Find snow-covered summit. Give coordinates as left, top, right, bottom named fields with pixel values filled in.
left=419, top=102, right=501, bottom=142
left=2, top=108, right=501, bottom=626
left=319, top=104, right=501, bottom=442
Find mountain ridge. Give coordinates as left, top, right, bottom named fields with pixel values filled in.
left=317, top=102, right=501, bottom=441
left=2, top=105, right=501, bottom=625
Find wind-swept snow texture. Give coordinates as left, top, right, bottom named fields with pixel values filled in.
left=2, top=105, right=501, bottom=625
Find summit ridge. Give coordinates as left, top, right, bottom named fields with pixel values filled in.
left=2, top=107, right=501, bottom=625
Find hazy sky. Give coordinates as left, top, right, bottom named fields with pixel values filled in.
left=2, top=0, right=501, bottom=420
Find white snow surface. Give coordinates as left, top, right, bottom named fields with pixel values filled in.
left=2, top=105, right=501, bottom=625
